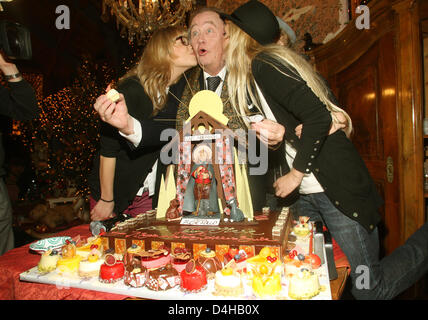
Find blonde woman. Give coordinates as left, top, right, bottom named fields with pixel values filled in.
left=220, top=0, right=427, bottom=300
left=90, top=26, right=196, bottom=221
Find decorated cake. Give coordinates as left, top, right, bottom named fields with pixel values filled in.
left=124, top=254, right=147, bottom=288
left=293, top=216, right=311, bottom=238
left=180, top=259, right=207, bottom=293
left=246, top=247, right=283, bottom=297
left=139, top=248, right=171, bottom=269
left=146, top=264, right=180, bottom=291
left=99, top=254, right=125, bottom=283
left=213, top=266, right=243, bottom=297
left=288, top=269, right=321, bottom=300
left=78, top=252, right=103, bottom=278
left=197, top=248, right=222, bottom=279
left=57, top=241, right=81, bottom=273
left=171, top=247, right=192, bottom=274
left=76, top=237, right=103, bottom=259
left=38, top=249, right=59, bottom=273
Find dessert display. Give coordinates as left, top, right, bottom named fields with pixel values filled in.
left=146, top=264, right=180, bottom=291
left=78, top=252, right=104, bottom=278
left=246, top=247, right=282, bottom=297
left=197, top=248, right=222, bottom=279
left=57, top=240, right=82, bottom=273
left=38, top=249, right=59, bottom=273
left=171, top=247, right=192, bottom=274
left=213, top=265, right=243, bottom=297
left=288, top=269, right=321, bottom=300
left=180, top=259, right=207, bottom=293
left=99, top=254, right=125, bottom=283
left=293, top=216, right=311, bottom=238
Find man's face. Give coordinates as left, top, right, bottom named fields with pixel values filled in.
left=189, top=11, right=228, bottom=76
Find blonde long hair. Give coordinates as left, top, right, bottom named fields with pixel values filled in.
left=225, top=22, right=352, bottom=137
left=120, top=26, right=187, bottom=116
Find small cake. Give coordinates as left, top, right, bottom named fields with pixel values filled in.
left=197, top=248, right=222, bottom=279
left=246, top=247, right=282, bottom=297
left=78, top=252, right=104, bottom=278
left=180, top=259, right=207, bottom=293
left=126, top=243, right=143, bottom=263
left=146, top=264, right=180, bottom=291
left=223, top=248, right=248, bottom=273
left=293, top=216, right=311, bottom=238
left=139, top=248, right=171, bottom=269
left=76, top=237, right=103, bottom=259
left=57, top=241, right=81, bottom=273
left=171, top=247, right=192, bottom=274
left=213, top=267, right=243, bottom=297
left=283, top=252, right=312, bottom=278
left=288, top=269, right=321, bottom=300
left=37, top=249, right=59, bottom=273
left=124, top=256, right=147, bottom=288
left=99, top=254, right=125, bottom=283
left=106, top=88, right=120, bottom=102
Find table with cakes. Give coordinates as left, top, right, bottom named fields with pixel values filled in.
left=0, top=207, right=350, bottom=300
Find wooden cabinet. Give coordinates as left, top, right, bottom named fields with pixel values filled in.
left=309, top=0, right=426, bottom=257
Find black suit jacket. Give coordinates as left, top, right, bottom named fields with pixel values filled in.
left=251, top=53, right=383, bottom=232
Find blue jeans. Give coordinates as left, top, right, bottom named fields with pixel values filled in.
left=291, top=192, right=428, bottom=300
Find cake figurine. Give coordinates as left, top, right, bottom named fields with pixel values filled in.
left=37, top=249, right=59, bottom=273
left=293, top=216, right=311, bottom=238
left=288, top=269, right=321, bottom=300
left=197, top=248, right=222, bottom=279
left=99, top=253, right=125, bottom=283
left=246, top=247, right=282, bottom=297
left=57, top=240, right=82, bottom=273
left=213, top=264, right=244, bottom=297
left=146, top=264, right=180, bottom=291
left=78, top=251, right=104, bottom=278
left=139, top=248, right=171, bottom=269
left=180, top=259, right=207, bottom=293
left=171, top=247, right=192, bottom=273
left=124, top=255, right=147, bottom=288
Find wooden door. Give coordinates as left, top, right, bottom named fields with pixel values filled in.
left=332, top=33, right=400, bottom=255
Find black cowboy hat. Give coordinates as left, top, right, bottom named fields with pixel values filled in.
left=220, top=0, right=280, bottom=45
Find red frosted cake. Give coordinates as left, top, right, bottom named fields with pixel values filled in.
left=99, top=254, right=125, bottom=283
left=180, top=260, right=207, bottom=293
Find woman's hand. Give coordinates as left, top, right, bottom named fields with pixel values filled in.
left=93, top=92, right=134, bottom=135
left=90, top=200, right=115, bottom=221
left=273, top=168, right=304, bottom=198
left=295, top=111, right=348, bottom=138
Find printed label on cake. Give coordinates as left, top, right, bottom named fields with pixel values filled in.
left=181, top=218, right=220, bottom=226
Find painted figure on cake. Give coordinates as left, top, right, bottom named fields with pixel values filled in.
left=182, top=143, right=219, bottom=217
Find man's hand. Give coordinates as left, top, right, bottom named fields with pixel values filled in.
left=90, top=200, right=115, bottom=221
left=93, top=92, right=134, bottom=135
left=251, top=119, right=285, bottom=147
left=273, top=168, right=304, bottom=198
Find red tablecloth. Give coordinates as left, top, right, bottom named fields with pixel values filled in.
left=0, top=224, right=350, bottom=300
left=0, top=224, right=127, bottom=300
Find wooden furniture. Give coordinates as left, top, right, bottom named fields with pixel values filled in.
left=310, top=0, right=426, bottom=257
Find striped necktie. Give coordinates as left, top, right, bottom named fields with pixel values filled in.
left=206, top=76, right=221, bottom=92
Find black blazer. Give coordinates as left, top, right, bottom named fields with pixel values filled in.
left=88, top=76, right=185, bottom=213
left=251, top=53, right=383, bottom=232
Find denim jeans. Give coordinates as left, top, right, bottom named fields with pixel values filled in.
left=291, top=192, right=428, bottom=300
